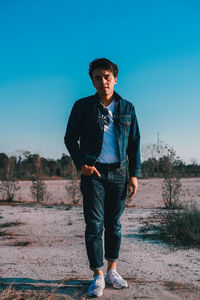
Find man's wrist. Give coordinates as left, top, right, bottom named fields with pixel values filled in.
left=129, top=176, right=138, bottom=182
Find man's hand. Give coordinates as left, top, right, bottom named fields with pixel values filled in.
left=128, top=176, right=138, bottom=199
left=81, top=164, right=101, bottom=177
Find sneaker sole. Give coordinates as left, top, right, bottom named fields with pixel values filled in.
left=87, top=291, right=104, bottom=297
left=105, top=280, right=128, bottom=289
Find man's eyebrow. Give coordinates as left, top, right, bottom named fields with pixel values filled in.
left=94, top=75, right=102, bottom=79
left=94, top=74, right=110, bottom=78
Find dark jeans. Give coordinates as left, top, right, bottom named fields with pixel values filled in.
left=80, top=163, right=127, bottom=271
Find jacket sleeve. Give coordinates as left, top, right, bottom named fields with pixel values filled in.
left=127, top=106, right=141, bottom=177
left=64, top=101, right=84, bottom=171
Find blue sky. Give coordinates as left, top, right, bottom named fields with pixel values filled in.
left=0, top=0, right=200, bottom=163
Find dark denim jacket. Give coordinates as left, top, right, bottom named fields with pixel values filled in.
left=64, top=91, right=141, bottom=177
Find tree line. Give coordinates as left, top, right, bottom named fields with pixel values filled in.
left=0, top=145, right=200, bottom=181
left=0, top=144, right=199, bottom=208
left=141, top=143, right=200, bottom=178
left=142, top=157, right=200, bottom=178
left=0, top=151, right=72, bottom=180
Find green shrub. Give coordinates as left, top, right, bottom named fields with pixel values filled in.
left=140, top=206, right=200, bottom=248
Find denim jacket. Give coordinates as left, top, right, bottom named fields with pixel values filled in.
left=64, top=91, right=141, bottom=177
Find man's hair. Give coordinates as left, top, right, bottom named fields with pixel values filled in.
left=89, top=58, right=119, bottom=80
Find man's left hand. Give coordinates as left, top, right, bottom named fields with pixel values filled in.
left=128, top=176, right=138, bottom=199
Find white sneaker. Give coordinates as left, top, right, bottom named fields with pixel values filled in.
left=105, top=269, right=128, bottom=289
left=87, top=275, right=105, bottom=297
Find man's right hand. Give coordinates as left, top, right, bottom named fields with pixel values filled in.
left=81, top=164, right=101, bottom=177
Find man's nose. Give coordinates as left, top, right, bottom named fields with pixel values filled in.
left=101, top=77, right=107, bottom=85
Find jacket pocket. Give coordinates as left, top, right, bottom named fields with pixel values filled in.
left=117, top=115, right=132, bottom=139
left=119, top=120, right=131, bottom=126
left=118, top=115, right=131, bottom=126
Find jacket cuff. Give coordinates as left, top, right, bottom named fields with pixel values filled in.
left=74, top=160, right=84, bottom=172
left=129, top=169, right=141, bottom=177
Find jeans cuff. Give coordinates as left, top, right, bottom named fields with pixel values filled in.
left=105, top=257, right=118, bottom=262
left=90, top=264, right=104, bottom=271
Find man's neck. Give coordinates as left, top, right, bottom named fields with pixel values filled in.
left=98, top=93, right=114, bottom=107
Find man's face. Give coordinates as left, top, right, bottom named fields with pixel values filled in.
left=92, top=68, right=117, bottom=98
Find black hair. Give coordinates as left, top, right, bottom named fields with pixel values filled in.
left=89, top=58, right=119, bottom=79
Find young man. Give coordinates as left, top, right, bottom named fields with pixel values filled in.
left=64, top=58, right=141, bottom=297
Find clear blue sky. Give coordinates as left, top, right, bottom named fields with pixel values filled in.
left=1, top=0, right=200, bottom=163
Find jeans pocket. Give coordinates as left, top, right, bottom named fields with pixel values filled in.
left=115, top=167, right=127, bottom=177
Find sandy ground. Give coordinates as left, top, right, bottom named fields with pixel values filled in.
left=14, top=178, right=200, bottom=208
left=0, top=178, right=200, bottom=299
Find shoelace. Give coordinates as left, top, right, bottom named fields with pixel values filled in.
left=94, top=276, right=104, bottom=287
left=110, top=271, right=122, bottom=279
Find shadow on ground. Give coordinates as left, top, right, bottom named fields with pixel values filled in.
left=1, top=276, right=200, bottom=300
left=0, top=277, right=90, bottom=299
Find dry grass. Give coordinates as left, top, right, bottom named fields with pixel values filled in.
left=0, top=220, right=34, bottom=247
left=0, top=277, right=90, bottom=300
left=0, top=222, right=23, bottom=228
left=0, top=221, right=23, bottom=238
left=1, top=276, right=200, bottom=299
left=7, top=240, right=32, bottom=247
left=0, top=287, right=69, bottom=300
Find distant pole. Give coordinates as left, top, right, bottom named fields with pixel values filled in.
left=157, top=131, right=160, bottom=147
left=157, top=131, right=160, bottom=177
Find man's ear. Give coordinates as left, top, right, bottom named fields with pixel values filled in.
left=114, top=77, right=117, bottom=85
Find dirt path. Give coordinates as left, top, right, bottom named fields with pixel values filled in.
left=0, top=205, right=200, bottom=299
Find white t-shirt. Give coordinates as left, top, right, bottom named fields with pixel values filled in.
left=97, top=100, right=119, bottom=163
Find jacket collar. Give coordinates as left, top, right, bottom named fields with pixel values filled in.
left=94, top=91, right=122, bottom=106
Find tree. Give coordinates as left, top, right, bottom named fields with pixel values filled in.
left=161, top=148, right=182, bottom=209
left=141, top=142, right=171, bottom=177
left=142, top=142, right=183, bottom=208
left=0, top=156, right=20, bottom=202
left=65, top=160, right=81, bottom=205
left=0, top=153, right=9, bottom=180
left=59, top=154, right=72, bottom=178
left=30, top=155, right=51, bottom=202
